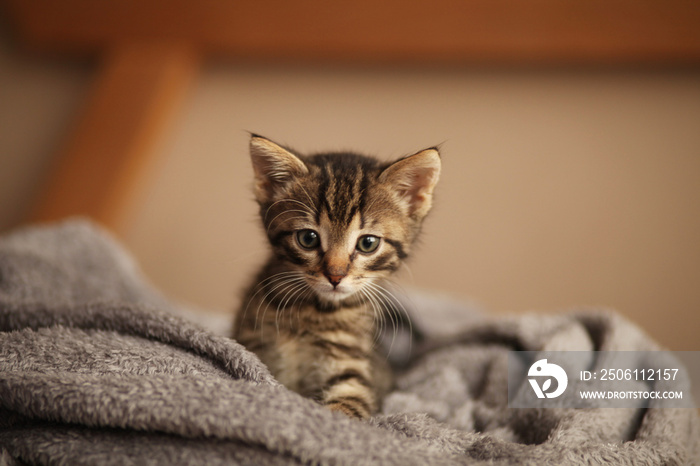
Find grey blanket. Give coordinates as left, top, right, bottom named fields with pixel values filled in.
left=0, top=220, right=697, bottom=465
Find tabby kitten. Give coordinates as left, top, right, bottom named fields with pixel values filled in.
left=232, top=135, right=440, bottom=419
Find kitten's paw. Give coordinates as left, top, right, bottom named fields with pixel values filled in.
left=324, top=400, right=370, bottom=420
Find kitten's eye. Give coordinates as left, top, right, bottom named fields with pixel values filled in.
left=356, top=235, right=380, bottom=254
left=296, top=230, right=320, bottom=249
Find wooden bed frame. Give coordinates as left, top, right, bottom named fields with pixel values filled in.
left=4, top=0, right=700, bottom=232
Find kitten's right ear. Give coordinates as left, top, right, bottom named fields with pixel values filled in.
left=249, top=135, right=308, bottom=203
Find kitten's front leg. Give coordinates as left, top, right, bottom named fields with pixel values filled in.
left=318, top=354, right=378, bottom=419
left=300, top=332, right=380, bottom=420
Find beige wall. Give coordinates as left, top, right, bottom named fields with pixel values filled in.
left=2, top=41, right=699, bottom=350
left=121, top=65, right=700, bottom=350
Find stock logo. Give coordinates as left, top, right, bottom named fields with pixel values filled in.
left=528, top=359, right=568, bottom=399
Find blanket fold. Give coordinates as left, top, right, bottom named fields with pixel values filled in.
left=0, top=220, right=697, bottom=465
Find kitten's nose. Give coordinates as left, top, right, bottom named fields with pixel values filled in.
left=325, top=273, right=345, bottom=287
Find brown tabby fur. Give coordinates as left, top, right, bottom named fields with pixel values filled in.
left=232, top=135, right=440, bottom=419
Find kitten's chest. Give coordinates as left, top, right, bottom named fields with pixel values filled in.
left=262, top=305, right=376, bottom=394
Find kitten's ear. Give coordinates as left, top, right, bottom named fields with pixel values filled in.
left=379, top=147, right=441, bottom=219
left=249, top=135, right=308, bottom=203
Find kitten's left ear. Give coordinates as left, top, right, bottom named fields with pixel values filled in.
left=379, top=147, right=441, bottom=219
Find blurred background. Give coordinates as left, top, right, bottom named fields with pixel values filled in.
left=1, top=1, right=699, bottom=350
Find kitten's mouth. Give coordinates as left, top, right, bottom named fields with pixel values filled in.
left=319, top=287, right=354, bottom=300
left=312, top=282, right=357, bottom=303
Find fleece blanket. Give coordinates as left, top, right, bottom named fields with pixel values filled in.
left=0, top=220, right=697, bottom=465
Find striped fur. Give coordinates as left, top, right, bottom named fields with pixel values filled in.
left=233, top=135, right=440, bottom=419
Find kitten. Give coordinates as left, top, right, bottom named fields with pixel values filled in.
left=232, top=135, right=440, bottom=419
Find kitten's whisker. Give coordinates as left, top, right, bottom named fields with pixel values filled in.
left=295, top=186, right=319, bottom=215
left=364, top=282, right=397, bottom=355
left=243, top=271, right=301, bottom=330
left=266, top=210, right=313, bottom=232
left=275, top=280, right=308, bottom=335
left=281, top=281, right=309, bottom=310
left=358, top=288, right=379, bottom=341
left=297, top=288, right=314, bottom=327
left=245, top=272, right=300, bottom=311
left=366, top=281, right=413, bottom=357
left=360, top=286, right=387, bottom=348
left=364, top=283, right=393, bottom=330
left=377, top=278, right=414, bottom=331
left=272, top=217, right=311, bottom=231
left=264, top=199, right=316, bottom=221
left=251, top=271, right=301, bottom=293
left=288, top=285, right=312, bottom=330
left=256, top=274, right=305, bottom=340
left=362, top=288, right=385, bottom=342
left=263, top=275, right=305, bottom=306
left=275, top=283, right=298, bottom=335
